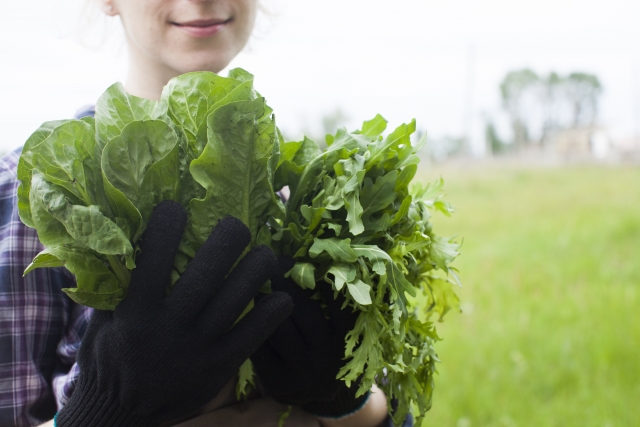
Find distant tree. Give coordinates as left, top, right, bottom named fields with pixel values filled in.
left=541, top=72, right=566, bottom=142
left=565, top=72, right=602, bottom=128
left=499, top=69, right=604, bottom=150
left=500, top=69, right=540, bottom=147
left=485, top=122, right=508, bottom=154
left=429, top=136, right=464, bottom=162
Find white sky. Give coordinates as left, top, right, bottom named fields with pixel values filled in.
left=2, top=0, right=640, bottom=155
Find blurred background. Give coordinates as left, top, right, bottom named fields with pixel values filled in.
left=2, top=0, right=638, bottom=425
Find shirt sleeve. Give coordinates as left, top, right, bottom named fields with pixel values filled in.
left=0, top=150, right=89, bottom=427
left=51, top=304, right=93, bottom=410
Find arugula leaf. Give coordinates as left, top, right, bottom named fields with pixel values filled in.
left=346, top=279, right=372, bottom=305
left=325, top=263, right=357, bottom=291
left=309, top=237, right=358, bottom=262
left=290, top=262, right=317, bottom=289
left=358, top=114, right=388, bottom=140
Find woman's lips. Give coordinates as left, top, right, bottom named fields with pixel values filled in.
left=172, top=18, right=232, bottom=38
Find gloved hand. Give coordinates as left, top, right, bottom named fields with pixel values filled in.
left=57, top=201, right=293, bottom=427
left=251, top=259, right=366, bottom=418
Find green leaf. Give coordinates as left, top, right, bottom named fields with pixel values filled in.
left=390, top=195, right=412, bottom=227
left=430, top=235, right=461, bottom=270
left=292, top=137, right=322, bottom=166
left=21, top=120, right=101, bottom=207
left=352, top=245, right=390, bottom=275
left=23, top=249, right=65, bottom=275
left=162, top=70, right=258, bottom=158
left=290, top=262, right=316, bottom=289
left=325, top=263, right=356, bottom=291
left=343, top=170, right=366, bottom=235
left=189, top=98, right=280, bottom=244
left=395, top=164, right=418, bottom=193
left=285, top=131, right=367, bottom=217
left=95, top=82, right=166, bottom=150
left=309, top=237, right=358, bottom=262
left=28, top=175, right=75, bottom=248
left=388, top=262, right=417, bottom=298
left=347, top=279, right=372, bottom=305
left=163, top=72, right=242, bottom=137
left=101, top=177, right=143, bottom=242
left=323, top=176, right=345, bottom=211
left=43, top=244, right=126, bottom=310
left=228, top=68, right=255, bottom=83
left=360, top=171, right=398, bottom=222
left=278, top=140, right=303, bottom=167
left=300, top=205, right=326, bottom=232
left=17, top=120, right=70, bottom=228
left=326, top=222, right=342, bottom=236
left=359, top=114, right=388, bottom=140
left=101, top=120, right=181, bottom=222
left=344, top=191, right=364, bottom=236
left=63, top=287, right=123, bottom=311
left=365, top=120, right=416, bottom=172
left=236, top=359, right=256, bottom=400
left=30, top=173, right=132, bottom=257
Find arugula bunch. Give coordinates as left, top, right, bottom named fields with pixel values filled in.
left=18, top=69, right=460, bottom=426
left=267, top=117, right=461, bottom=425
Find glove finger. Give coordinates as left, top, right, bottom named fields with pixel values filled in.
left=217, top=291, right=293, bottom=362
left=272, top=277, right=332, bottom=345
left=251, top=342, right=286, bottom=380
left=167, top=217, right=250, bottom=319
left=319, top=284, right=359, bottom=335
left=275, top=256, right=295, bottom=279
left=195, top=245, right=277, bottom=334
left=77, top=309, right=111, bottom=361
left=264, top=317, right=307, bottom=363
left=128, top=200, right=186, bottom=302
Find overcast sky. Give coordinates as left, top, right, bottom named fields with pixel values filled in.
left=2, top=0, right=639, bottom=155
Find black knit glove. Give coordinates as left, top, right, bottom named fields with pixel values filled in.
left=57, top=201, right=293, bottom=427
left=251, top=259, right=366, bottom=418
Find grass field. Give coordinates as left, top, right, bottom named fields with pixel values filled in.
left=417, top=165, right=640, bottom=427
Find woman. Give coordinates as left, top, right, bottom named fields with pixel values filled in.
left=0, top=1, right=403, bottom=426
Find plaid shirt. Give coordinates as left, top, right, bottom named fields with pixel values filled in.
left=0, top=107, right=95, bottom=427
left=0, top=148, right=93, bottom=427
left=0, top=106, right=411, bottom=427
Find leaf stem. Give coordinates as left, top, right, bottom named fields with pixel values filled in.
left=107, top=255, right=131, bottom=287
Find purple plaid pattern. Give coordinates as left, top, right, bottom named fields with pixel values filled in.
left=0, top=149, right=92, bottom=425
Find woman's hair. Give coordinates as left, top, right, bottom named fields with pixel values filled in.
left=77, top=0, right=119, bottom=49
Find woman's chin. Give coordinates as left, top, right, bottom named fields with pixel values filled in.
left=167, top=51, right=237, bottom=75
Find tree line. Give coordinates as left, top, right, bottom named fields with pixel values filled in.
left=491, top=69, right=603, bottom=153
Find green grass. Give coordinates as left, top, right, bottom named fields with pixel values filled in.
left=419, top=166, right=640, bottom=427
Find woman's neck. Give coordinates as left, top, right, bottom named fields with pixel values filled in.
left=124, top=45, right=179, bottom=101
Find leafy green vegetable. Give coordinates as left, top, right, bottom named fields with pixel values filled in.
left=18, top=68, right=460, bottom=425
left=272, top=113, right=460, bottom=426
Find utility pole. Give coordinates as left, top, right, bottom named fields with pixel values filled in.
left=462, top=44, right=476, bottom=157
left=634, top=64, right=640, bottom=148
